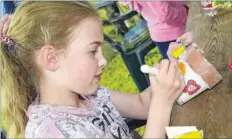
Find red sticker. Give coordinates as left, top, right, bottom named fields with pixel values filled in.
left=184, top=80, right=201, bottom=95
left=201, top=0, right=213, bottom=8
left=229, top=57, right=232, bottom=70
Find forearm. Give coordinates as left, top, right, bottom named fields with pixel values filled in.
left=111, top=91, right=149, bottom=119
left=143, top=99, right=173, bottom=138
left=137, top=87, right=152, bottom=117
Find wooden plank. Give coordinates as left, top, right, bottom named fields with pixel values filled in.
left=170, top=2, right=232, bottom=138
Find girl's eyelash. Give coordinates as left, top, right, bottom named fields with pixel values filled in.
left=91, top=50, right=97, bottom=54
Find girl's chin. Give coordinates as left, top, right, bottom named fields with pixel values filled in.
left=87, top=85, right=99, bottom=95
left=74, top=84, right=99, bottom=96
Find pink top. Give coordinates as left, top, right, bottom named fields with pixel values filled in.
left=25, top=87, right=133, bottom=138
left=121, top=1, right=188, bottom=42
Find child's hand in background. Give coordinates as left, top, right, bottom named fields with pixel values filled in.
left=167, top=42, right=180, bottom=60
left=167, top=32, right=193, bottom=60
left=176, top=31, right=193, bottom=44
left=149, top=59, right=185, bottom=107
left=167, top=32, right=203, bottom=60
left=1, top=14, right=12, bottom=37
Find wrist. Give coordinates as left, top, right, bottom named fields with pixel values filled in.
left=150, top=97, right=174, bottom=112
left=145, top=99, right=173, bottom=138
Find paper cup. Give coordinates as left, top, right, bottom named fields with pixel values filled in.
left=176, top=46, right=222, bottom=105
left=177, top=60, right=209, bottom=105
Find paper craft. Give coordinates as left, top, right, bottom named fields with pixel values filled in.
left=166, top=126, right=203, bottom=139
left=173, top=42, right=222, bottom=105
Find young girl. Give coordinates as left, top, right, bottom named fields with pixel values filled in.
left=0, top=1, right=185, bottom=138
left=121, top=1, right=188, bottom=59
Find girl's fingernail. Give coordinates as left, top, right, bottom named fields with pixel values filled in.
left=177, top=41, right=182, bottom=45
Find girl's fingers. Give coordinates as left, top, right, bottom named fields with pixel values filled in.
left=168, top=60, right=178, bottom=81
left=1, top=14, right=9, bottom=36
left=2, top=17, right=11, bottom=36
left=167, top=42, right=180, bottom=60
left=159, top=59, right=170, bottom=75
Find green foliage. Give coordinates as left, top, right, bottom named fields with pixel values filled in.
left=135, top=126, right=145, bottom=136
left=97, top=8, right=109, bottom=20
left=103, top=25, right=124, bottom=43
left=117, top=3, right=142, bottom=29
left=100, top=54, right=139, bottom=94
left=144, top=47, right=162, bottom=66
left=102, top=42, right=117, bottom=61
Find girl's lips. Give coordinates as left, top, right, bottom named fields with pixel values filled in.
left=95, top=73, right=102, bottom=81
left=95, top=73, right=102, bottom=77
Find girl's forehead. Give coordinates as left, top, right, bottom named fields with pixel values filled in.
left=68, top=18, right=103, bottom=49
left=72, top=17, right=103, bottom=39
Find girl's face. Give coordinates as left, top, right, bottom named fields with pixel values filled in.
left=58, top=17, right=107, bottom=95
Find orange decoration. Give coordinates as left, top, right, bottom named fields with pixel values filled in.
left=178, top=62, right=186, bottom=75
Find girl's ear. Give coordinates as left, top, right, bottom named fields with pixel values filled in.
left=38, top=45, right=60, bottom=71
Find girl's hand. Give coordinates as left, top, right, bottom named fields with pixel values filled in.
left=1, top=14, right=12, bottom=37
left=149, top=59, right=185, bottom=107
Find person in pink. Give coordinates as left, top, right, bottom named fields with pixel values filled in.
left=121, top=1, right=188, bottom=59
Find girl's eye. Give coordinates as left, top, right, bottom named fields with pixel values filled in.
left=90, top=50, right=97, bottom=55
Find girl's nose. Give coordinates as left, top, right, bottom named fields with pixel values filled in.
left=99, top=55, right=107, bottom=68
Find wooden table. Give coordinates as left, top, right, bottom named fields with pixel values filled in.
left=170, top=2, right=232, bottom=138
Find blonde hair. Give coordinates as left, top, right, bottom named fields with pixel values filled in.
left=0, top=1, right=98, bottom=138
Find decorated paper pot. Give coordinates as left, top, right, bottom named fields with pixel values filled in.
left=176, top=46, right=222, bottom=105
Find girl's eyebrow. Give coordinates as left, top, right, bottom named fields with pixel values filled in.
left=88, top=41, right=102, bottom=47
